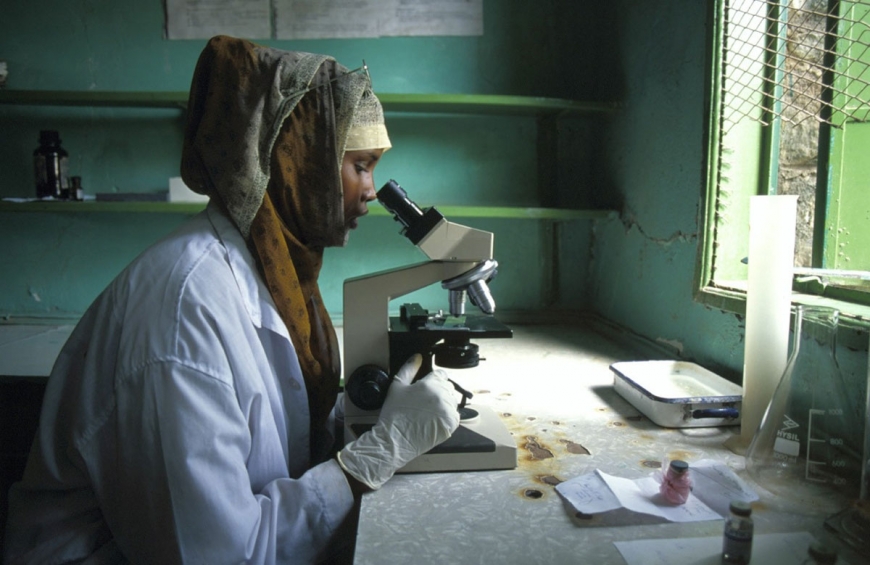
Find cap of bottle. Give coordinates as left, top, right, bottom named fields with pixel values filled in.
left=669, top=460, right=689, bottom=474
left=729, top=500, right=752, bottom=516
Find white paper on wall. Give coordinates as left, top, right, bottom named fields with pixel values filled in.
left=165, top=0, right=483, bottom=40
left=165, top=0, right=272, bottom=40
left=274, top=0, right=483, bottom=39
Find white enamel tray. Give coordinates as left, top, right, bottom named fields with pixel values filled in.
left=610, top=360, right=743, bottom=428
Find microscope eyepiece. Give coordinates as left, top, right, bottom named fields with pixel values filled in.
left=377, top=180, right=445, bottom=245
left=377, top=180, right=423, bottom=227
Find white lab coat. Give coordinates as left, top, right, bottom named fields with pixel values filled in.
left=4, top=202, right=354, bottom=564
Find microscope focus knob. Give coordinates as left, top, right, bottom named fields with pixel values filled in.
left=346, top=364, right=391, bottom=411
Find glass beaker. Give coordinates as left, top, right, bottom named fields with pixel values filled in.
left=745, top=306, right=862, bottom=513
left=823, top=330, right=870, bottom=557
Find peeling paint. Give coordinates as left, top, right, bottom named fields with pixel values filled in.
left=28, top=287, right=42, bottom=302
left=620, top=211, right=697, bottom=247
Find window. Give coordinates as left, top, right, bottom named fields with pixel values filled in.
left=698, top=0, right=870, bottom=326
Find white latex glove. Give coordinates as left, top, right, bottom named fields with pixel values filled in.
left=338, top=354, right=460, bottom=490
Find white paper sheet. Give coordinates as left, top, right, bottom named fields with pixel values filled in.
left=165, top=0, right=271, bottom=40
left=601, top=472, right=722, bottom=523
left=689, top=459, right=758, bottom=517
left=274, top=0, right=483, bottom=39
left=556, top=469, right=623, bottom=514
left=274, top=0, right=380, bottom=39
left=555, top=460, right=758, bottom=523
left=614, top=532, right=850, bottom=565
left=166, top=0, right=482, bottom=40
left=377, top=0, right=484, bottom=37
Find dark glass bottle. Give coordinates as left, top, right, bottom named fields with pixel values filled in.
left=33, top=130, right=70, bottom=199
left=722, top=500, right=753, bottom=564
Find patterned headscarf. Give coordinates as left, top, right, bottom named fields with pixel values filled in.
left=181, top=36, right=390, bottom=455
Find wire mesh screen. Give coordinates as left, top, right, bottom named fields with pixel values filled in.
left=722, top=0, right=870, bottom=133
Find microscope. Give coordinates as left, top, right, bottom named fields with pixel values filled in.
left=342, top=180, right=517, bottom=473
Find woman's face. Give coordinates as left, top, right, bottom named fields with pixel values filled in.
left=341, top=148, right=384, bottom=238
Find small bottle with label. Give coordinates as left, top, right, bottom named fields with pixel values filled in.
left=33, top=130, right=70, bottom=199
left=722, top=500, right=753, bottom=564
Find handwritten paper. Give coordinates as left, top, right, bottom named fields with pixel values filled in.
left=165, top=0, right=483, bottom=40
left=377, top=0, right=483, bottom=37
left=689, top=459, right=758, bottom=517
left=275, top=0, right=483, bottom=39
left=555, top=460, right=758, bottom=523
left=614, top=532, right=851, bottom=565
left=274, top=0, right=380, bottom=39
left=556, top=470, right=623, bottom=514
left=165, top=0, right=271, bottom=40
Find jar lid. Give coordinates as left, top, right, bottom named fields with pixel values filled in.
left=729, top=500, right=752, bottom=516
left=669, top=460, right=689, bottom=473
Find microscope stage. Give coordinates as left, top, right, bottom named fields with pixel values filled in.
left=390, top=311, right=513, bottom=339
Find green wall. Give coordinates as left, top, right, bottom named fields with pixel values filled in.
left=0, top=1, right=613, bottom=320
left=591, top=1, right=867, bottom=425
left=591, top=1, right=742, bottom=370
left=4, top=1, right=866, bottom=406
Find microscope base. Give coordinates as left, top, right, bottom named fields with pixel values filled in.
left=345, top=404, right=517, bottom=474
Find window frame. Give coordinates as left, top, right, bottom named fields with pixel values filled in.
left=695, top=0, right=870, bottom=330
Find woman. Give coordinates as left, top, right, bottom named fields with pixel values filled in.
left=5, top=36, right=459, bottom=564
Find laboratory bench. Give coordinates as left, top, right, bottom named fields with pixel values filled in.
left=0, top=323, right=71, bottom=470
left=0, top=323, right=73, bottom=550
left=0, top=320, right=863, bottom=564
left=351, top=321, right=864, bottom=565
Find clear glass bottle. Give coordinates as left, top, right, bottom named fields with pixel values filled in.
left=745, top=306, right=862, bottom=513
left=722, top=500, right=753, bottom=564
left=33, top=130, right=70, bottom=199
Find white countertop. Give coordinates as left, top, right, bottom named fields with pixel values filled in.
left=0, top=323, right=73, bottom=378
left=353, top=322, right=859, bottom=564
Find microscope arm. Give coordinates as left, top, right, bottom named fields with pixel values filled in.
left=343, top=260, right=478, bottom=386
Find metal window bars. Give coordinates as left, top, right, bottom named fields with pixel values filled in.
left=721, top=0, right=870, bottom=133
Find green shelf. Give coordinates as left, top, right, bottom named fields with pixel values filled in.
left=0, top=201, right=208, bottom=214
left=0, top=200, right=617, bottom=220
left=0, top=90, right=620, bottom=116
left=378, top=93, right=620, bottom=116
left=0, top=90, right=189, bottom=109
left=1, top=90, right=621, bottom=221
